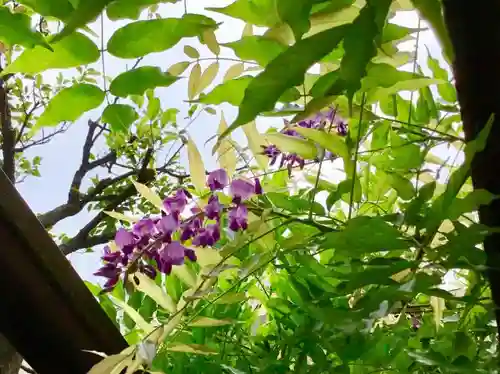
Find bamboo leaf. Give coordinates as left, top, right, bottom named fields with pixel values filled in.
left=186, top=137, right=206, bottom=191
left=189, top=317, right=233, bottom=327
left=131, top=180, right=163, bottom=211
left=131, top=272, right=176, bottom=313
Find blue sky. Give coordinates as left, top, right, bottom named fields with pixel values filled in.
left=14, top=2, right=445, bottom=282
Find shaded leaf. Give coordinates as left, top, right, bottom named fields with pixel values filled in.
left=36, top=84, right=104, bottom=127
left=224, top=36, right=287, bottom=66
left=2, top=32, right=99, bottom=75
left=132, top=180, right=163, bottom=210
left=448, top=189, right=497, bottom=221
left=387, top=173, right=415, bottom=200
left=225, top=25, right=347, bottom=138
left=277, top=0, right=312, bottom=41
left=51, top=0, right=113, bottom=43
left=102, top=103, right=138, bottom=133
left=109, top=66, right=179, bottom=97
left=0, top=6, right=50, bottom=49
left=214, top=292, right=247, bottom=304
left=107, top=14, right=217, bottom=58
left=186, top=137, right=206, bottom=191
left=17, top=0, right=74, bottom=19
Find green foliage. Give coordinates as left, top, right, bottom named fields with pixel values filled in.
left=109, top=66, right=179, bottom=97
left=102, top=104, right=139, bottom=133
left=0, top=6, right=50, bottom=49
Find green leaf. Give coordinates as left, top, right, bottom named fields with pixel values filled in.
left=106, top=0, right=176, bottom=20
left=184, top=45, right=200, bottom=59
left=188, top=63, right=202, bottom=100
left=321, top=216, right=409, bottom=255
left=411, top=0, right=454, bottom=62
left=197, top=62, right=220, bottom=94
left=224, top=24, right=347, bottom=139
left=199, top=76, right=252, bottom=106
left=109, top=66, right=179, bottom=97
left=381, top=23, right=423, bottom=44
left=207, top=0, right=280, bottom=27
left=0, top=6, right=51, bottom=49
left=242, top=121, right=268, bottom=170
left=107, top=14, right=216, bottom=58
left=103, top=211, right=140, bottom=223
left=36, top=84, right=104, bottom=127
left=223, top=36, right=287, bottom=66
left=277, top=0, right=312, bottom=41
left=132, top=181, right=163, bottom=210
left=189, top=317, right=233, bottom=327
left=340, top=0, right=391, bottom=105
left=265, top=133, right=317, bottom=159
left=167, top=61, right=191, bottom=76
left=112, top=297, right=154, bottom=334
left=223, top=63, right=245, bottom=81
left=187, top=137, right=206, bottom=191
left=2, top=32, right=99, bottom=75
left=17, top=0, right=74, bottom=20
left=51, top=0, right=113, bottom=43
left=167, top=343, right=217, bottom=355
left=102, top=104, right=138, bottom=133
left=448, top=189, right=497, bottom=221
left=88, top=354, right=130, bottom=374
left=131, top=272, right=176, bottom=313
left=387, top=173, right=415, bottom=200
left=294, top=126, right=349, bottom=160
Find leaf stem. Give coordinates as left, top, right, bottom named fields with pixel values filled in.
left=348, top=93, right=366, bottom=220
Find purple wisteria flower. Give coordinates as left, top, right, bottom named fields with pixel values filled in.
left=228, top=204, right=249, bottom=232
left=230, top=179, right=257, bottom=204
left=193, top=223, right=221, bottom=247
left=207, top=169, right=229, bottom=191
left=163, top=189, right=190, bottom=216
left=204, top=195, right=222, bottom=221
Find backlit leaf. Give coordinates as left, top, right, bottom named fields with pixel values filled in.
left=216, top=113, right=237, bottom=175
left=430, top=296, right=445, bottom=330
left=264, top=133, right=317, bottom=159
left=131, top=272, right=176, bottom=313
left=2, top=32, right=99, bottom=75
left=51, top=0, right=113, bottom=43
left=172, top=264, right=197, bottom=288
left=103, top=211, right=140, bottom=223
left=168, top=343, right=218, bottom=355
left=109, top=66, right=179, bottom=97
left=225, top=25, right=347, bottom=139
left=168, top=61, right=190, bottom=76
left=106, top=0, right=176, bottom=20
left=207, top=0, right=280, bottom=27
left=223, top=63, right=245, bottom=82
left=132, top=180, right=163, bottom=211
left=199, top=76, right=252, bottom=106
left=294, top=126, right=349, bottom=160
left=188, top=63, right=202, bottom=100
left=88, top=354, right=129, bottom=374
left=107, top=14, right=217, bottom=58
left=112, top=297, right=154, bottom=334
left=36, top=84, right=104, bottom=127
left=214, top=292, right=247, bottom=304
left=197, top=62, right=220, bottom=94
left=277, top=0, right=312, bottom=41
left=224, top=36, right=287, bottom=66
left=387, top=173, right=415, bottom=200
left=242, top=121, right=268, bottom=169
left=202, top=29, right=220, bottom=55
left=17, top=0, right=74, bottom=20
left=448, top=189, right=497, bottom=221
left=102, top=104, right=138, bottom=133
left=0, top=6, right=50, bottom=49
left=184, top=45, right=200, bottom=59
left=186, top=137, right=206, bottom=191
left=190, top=317, right=233, bottom=327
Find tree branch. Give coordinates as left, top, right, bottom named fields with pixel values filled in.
left=59, top=148, right=155, bottom=255
left=0, top=73, right=15, bottom=182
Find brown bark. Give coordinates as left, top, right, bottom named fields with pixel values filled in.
left=442, top=0, right=500, bottom=337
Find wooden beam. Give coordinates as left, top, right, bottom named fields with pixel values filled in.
left=0, top=169, right=127, bottom=374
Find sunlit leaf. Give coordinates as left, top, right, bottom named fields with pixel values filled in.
left=88, top=354, right=130, bottom=374
left=167, top=61, right=191, bottom=76
left=102, top=104, right=138, bottom=133
left=186, top=137, right=206, bottom=191
left=294, top=126, right=349, bottom=160
left=0, top=6, right=51, bottom=49
left=2, top=32, right=99, bottom=75
left=223, top=63, right=245, bottom=82
left=132, top=180, right=163, bottom=210
left=184, top=45, right=200, bottom=59
left=197, top=62, right=220, bottom=94
left=103, top=211, right=140, bottom=223
left=195, top=246, right=222, bottom=268
left=36, top=84, right=104, bottom=127
left=202, top=29, right=220, bottom=55
left=51, top=0, right=113, bottom=43
left=131, top=272, right=176, bottom=313
left=189, top=317, right=233, bottom=327
left=109, top=66, right=179, bottom=97
left=188, top=63, right=202, bottom=100
left=199, top=76, right=252, bottom=106
left=17, top=0, right=74, bottom=20
left=448, top=189, right=497, bottom=221
left=265, top=133, right=317, bottom=159
left=167, top=343, right=218, bottom=355
left=224, top=36, right=287, bottom=66
left=430, top=296, right=445, bottom=330
left=225, top=25, right=347, bottom=139
left=214, top=292, right=247, bottom=304
left=216, top=113, right=237, bottom=175
left=107, top=14, right=217, bottom=58
left=242, top=121, right=268, bottom=170
left=207, top=0, right=280, bottom=27
left=106, top=0, right=176, bottom=20
left=112, top=297, right=154, bottom=334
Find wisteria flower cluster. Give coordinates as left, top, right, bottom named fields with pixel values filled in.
left=262, top=107, right=348, bottom=174
left=95, top=170, right=262, bottom=292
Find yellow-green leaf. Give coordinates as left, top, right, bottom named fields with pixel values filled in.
left=214, top=292, right=247, bottom=304
left=223, top=63, right=245, bottom=82
left=184, top=45, right=200, bottom=59
left=242, top=121, right=268, bottom=169
left=168, top=343, right=218, bottom=355
left=103, top=211, right=140, bottom=223
left=132, top=180, right=163, bottom=211
left=197, top=62, right=220, bottom=94
left=216, top=113, right=237, bottom=175
left=202, top=29, right=220, bottom=55
left=294, top=126, right=349, bottom=160
left=195, top=246, right=222, bottom=268
left=242, top=23, right=253, bottom=37
left=430, top=296, right=445, bottom=330
left=189, top=317, right=233, bottom=327
left=112, top=298, right=154, bottom=334
left=265, top=133, right=317, bottom=159
left=172, top=264, right=197, bottom=288
left=88, top=354, right=130, bottom=374
left=131, top=272, right=176, bottom=313
left=168, top=61, right=190, bottom=76
left=186, top=137, right=206, bottom=191
left=188, top=63, right=202, bottom=100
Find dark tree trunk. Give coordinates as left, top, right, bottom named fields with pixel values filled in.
left=0, top=335, right=21, bottom=374
left=442, top=0, right=500, bottom=337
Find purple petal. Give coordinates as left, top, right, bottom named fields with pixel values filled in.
left=254, top=178, right=263, bottom=195
left=204, top=195, right=222, bottom=220
left=132, top=218, right=156, bottom=237
left=228, top=204, right=248, bottom=232
left=161, top=241, right=186, bottom=266
left=156, top=214, right=179, bottom=235
left=229, top=179, right=255, bottom=203
left=207, top=169, right=229, bottom=191
left=163, top=189, right=190, bottom=215
left=114, top=228, right=135, bottom=249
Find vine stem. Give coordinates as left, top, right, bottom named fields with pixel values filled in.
left=348, top=93, right=366, bottom=220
